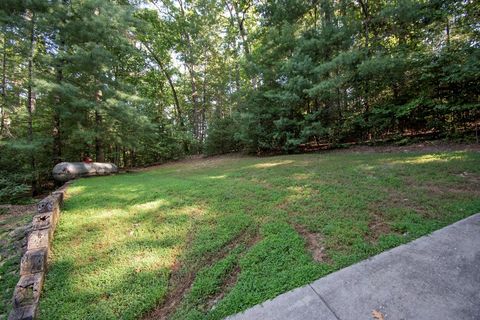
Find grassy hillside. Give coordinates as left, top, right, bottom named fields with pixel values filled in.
left=39, top=151, right=480, bottom=319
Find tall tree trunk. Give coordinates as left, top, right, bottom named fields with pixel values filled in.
left=446, top=17, right=450, bottom=46
left=95, top=88, right=104, bottom=162
left=358, top=0, right=370, bottom=52
left=52, top=2, right=68, bottom=165
left=226, top=0, right=254, bottom=89
left=131, top=148, right=136, bottom=167
left=178, top=0, right=202, bottom=142
left=95, top=110, right=104, bottom=162
left=1, top=33, right=7, bottom=136
left=122, top=147, right=127, bottom=168
left=187, top=64, right=200, bottom=141
left=115, top=144, right=119, bottom=166
left=52, top=63, right=63, bottom=165
left=142, top=43, right=185, bottom=129
left=201, top=65, right=207, bottom=144
left=226, top=0, right=251, bottom=55
left=357, top=0, right=371, bottom=137
left=139, top=37, right=190, bottom=152
left=27, top=11, right=37, bottom=195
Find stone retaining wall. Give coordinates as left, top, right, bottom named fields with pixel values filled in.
left=8, top=183, right=70, bottom=320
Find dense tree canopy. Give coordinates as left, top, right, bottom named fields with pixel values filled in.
left=0, top=0, right=479, bottom=201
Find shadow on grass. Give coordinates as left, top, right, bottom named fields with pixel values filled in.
left=39, top=151, right=480, bottom=320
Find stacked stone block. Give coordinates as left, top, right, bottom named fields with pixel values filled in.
left=8, top=184, right=69, bottom=320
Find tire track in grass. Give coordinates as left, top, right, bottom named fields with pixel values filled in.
left=143, top=226, right=259, bottom=319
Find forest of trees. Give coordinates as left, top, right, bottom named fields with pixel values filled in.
left=0, top=0, right=479, bottom=202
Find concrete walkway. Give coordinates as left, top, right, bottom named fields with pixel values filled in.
left=227, top=213, right=480, bottom=320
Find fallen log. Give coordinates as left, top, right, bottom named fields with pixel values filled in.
left=52, top=162, right=118, bottom=182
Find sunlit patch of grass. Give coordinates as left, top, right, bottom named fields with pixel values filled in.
left=130, top=199, right=170, bottom=211
left=208, top=175, right=227, bottom=180
left=66, top=185, right=86, bottom=197
left=390, top=152, right=466, bottom=164
left=250, top=160, right=294, bottom=168
left=291, top=173, right=313, bottom=180
left=39, top=151, right=480, bottom=320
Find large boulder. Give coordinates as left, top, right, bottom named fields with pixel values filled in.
left=52, top=162, right=118, bottom=182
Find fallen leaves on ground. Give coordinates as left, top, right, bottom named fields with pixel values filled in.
left=372, top=309, right=385, bottom=320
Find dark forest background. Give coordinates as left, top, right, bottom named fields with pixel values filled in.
left=0, top=0, right=479, bottom=202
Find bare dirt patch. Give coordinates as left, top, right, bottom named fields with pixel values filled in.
left=366, top=215, right=392, bottom=243
left=378, top=185, right=433, bottom=218
left=293, top=224, right=329, bottom=263
left=365, top=198, right=400, bottom=243
left=127, top=153, right=246, bottom=173
left=420, top=172, right=480, bottom=197
left=0, top=204, right=36, bottom=237
left=423, top=183, right=480, bottom=197
left=458, top=171, right=480, bottom=184
left=0, top=204, right=36, bottom=218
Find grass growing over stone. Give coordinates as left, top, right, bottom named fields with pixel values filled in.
left=39, top=151, right=480, bottom=319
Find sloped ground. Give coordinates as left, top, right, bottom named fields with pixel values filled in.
left=227, top=213, right=480, bottom=320
left=38, top=148, right=480, bottom=319
left=0, top=204, right=36, bottom=319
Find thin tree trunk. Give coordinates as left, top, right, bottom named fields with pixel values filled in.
left=178, top=0, right=202, bottom=142
left=142, top=43, right=184, bottom=129
left=95, top=111, right=104, bottom=161
left=357, top=0, right=371, bottom=136
left=187, top=64, right=200, bottom=140
left=52, top=63, right=63, bottom=165
left=446, top=17, right=450, bottom=46
left=1, top=33, right=7, bottom=136
left=52, top=111, right=61, bottom=162
left=201, top=63, right=207, bottom=144
left=226, top=0, right=254, bottom=89
left=122, top=147, right=127, bottom=168
left=52, top=2, right=68, bottom=165
left=27, top=11, right=37, bottom=195
left=358, top=0, right=370, bottom=51
left=476, top=122, right=479, bottom=144
left=95, top=88, right=104, bottom=162
left=142, top=42, right=190, bottom=153
left=226, top=0, right=251, bottom=55
left=115, top=144, right=119, bottom=166
left=131, top=148, right=136, bottom=167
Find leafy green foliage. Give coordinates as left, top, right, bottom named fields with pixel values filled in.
left=204, top=116, right=239, bottom=156
left=0, top=143, right=34, bottom=204
left=1, top=0, right=479, bottom=202
left=236, top=0, right=480, bottom=153
left=0, top=178, right=29, bottom=204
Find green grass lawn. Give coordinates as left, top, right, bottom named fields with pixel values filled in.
left=38, top=151, right=480, bottom=320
